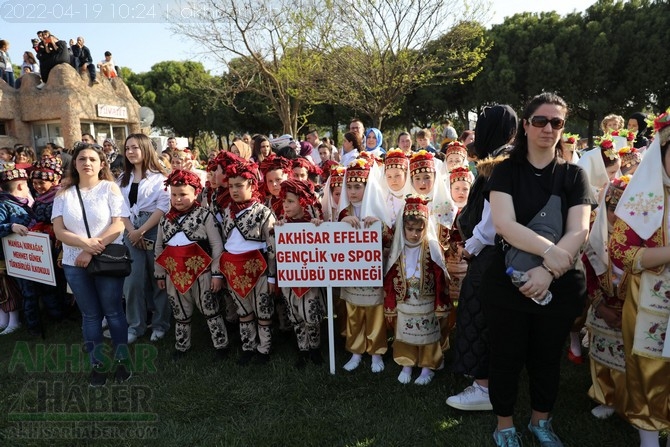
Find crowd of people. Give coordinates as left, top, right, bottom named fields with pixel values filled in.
left=0, top=31, right=117, bottom=90
left=0, top=95, right=668, bottom=446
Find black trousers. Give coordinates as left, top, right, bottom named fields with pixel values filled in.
left=484, top=299, right=574, bottom=417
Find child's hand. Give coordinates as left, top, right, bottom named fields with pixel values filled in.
left=342, top=216, right=361, bottom=228
left=211, top=277, right=223, bottom=293
left=275, top=219, right=286, bottom=227
left=11, top=223, right=29, bottom=236
left=363, top=216, right=379, bottom=228
left=157, top=279, right=166, bottom=290
left=268, top=282, right=277, bottom=294
left=311, top=218, right=323, bottom=226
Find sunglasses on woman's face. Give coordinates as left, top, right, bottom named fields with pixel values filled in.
left=529, top=116, right=565, bottom=130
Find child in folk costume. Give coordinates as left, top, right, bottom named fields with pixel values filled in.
left=278, top=179, right=327, bottom=367
left=382, top=149, right=412, bottom=227
left=259, top=154, right=294, bottom=334
left=444, top=141, right=469, bottom=173
left=260, top=154, right=293, bottom=219
left=618, top=147, right=642, bottom=176
left=609, top=111, right=670, bottom=447
left=171, top=148, right=207, bottom=187
left=582, top=176, right=630, bottom=419
left=0, top=163, right=35, bottom=335
left=338, top=158, right=391, bottom=372
left=209, top=151, right=245, bottom=331
left=446, top=167, right=474, bottom=311
left=321, top=166, right=345, bottom=223
left=155, top=170, right=229, bottom=359
left=21, top=157, right=66, bottom=336
left=409, top=150, right=457, bottom=353
left=292, top=157, right=323, bottom=197
left=220, top=160, right=277, bottom=365
left=384, top=195, right=450, bottom=385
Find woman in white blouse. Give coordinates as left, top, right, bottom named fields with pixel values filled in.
left=117, top=134, right=171, bottom=343
left=52, top=143, right=131, bottom=386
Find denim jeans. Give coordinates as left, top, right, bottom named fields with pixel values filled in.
left=123, top=212, right=170, bottom=337
left=63, top=265, right=128, bottom=365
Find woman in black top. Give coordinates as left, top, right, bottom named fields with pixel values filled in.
left=483, top=93, right=593, bottom=447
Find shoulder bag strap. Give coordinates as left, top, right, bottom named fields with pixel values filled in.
left=75, top=186, right=92, bottom=238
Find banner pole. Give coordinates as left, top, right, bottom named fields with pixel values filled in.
left=327, top=286, right=336, bottom=375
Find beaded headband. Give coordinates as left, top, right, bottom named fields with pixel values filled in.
left=409, top=150, right=436, bottom=175
left=403, top=194, right=430, bottom=219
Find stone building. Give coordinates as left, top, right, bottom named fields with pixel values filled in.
left=0, top=63, right=141, bottom=151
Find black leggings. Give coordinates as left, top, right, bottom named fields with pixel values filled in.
left=484, top=300, right=574, bottom=417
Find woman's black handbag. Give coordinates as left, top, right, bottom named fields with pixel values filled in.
left=76, top=186, right=132, bottom=277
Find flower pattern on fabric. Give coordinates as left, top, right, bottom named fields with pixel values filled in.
left=644, top=321, right=666, bottom=349
left=649, top=279, right=670, bottom=312
left=244, top=258, right=264, bottom=276
left=173, top=272, right=194, bottom=290
left=164, top=257, right=178, bottom=273
left=233, top=275, right=252, bottom=293
left=223, top=262, right=236, bottom=278
left=185, top=256, right=206, bottom=273
left=622, top=191, right=663, bottom=221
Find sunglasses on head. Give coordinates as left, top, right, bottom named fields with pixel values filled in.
left=529, top=116, right=565, bottom=130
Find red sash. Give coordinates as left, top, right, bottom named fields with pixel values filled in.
left=156, top=243, right=212, bottom=294
left=220, top=250, right=267, bottom=298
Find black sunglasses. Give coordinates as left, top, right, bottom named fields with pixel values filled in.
left=529, top=116, right=565, bottom=130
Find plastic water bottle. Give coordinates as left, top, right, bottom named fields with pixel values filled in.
left=506, top=267, right=553, bottom=305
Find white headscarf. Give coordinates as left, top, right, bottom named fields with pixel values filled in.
left=614, top=137, right=667, bottom=240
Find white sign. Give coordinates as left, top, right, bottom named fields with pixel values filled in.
left=97, top=104, right=128, bottom=119
left=275, top=221, right=383, bottom=287
left=2, top=232, right=56, bottom=286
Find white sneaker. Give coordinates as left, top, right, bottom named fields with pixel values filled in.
left=103, top=329, right=111, bottom=338
left=446, top=381, right=493, bottom=411
left=0, top=324, right=21, bottom=335
left=150, top=330, right=165, bottom=341
left=127, top=332, right=137, bottom=344
left=101, top=317, right=108, bottom=329
left=36, top=81, right=45, bottom=89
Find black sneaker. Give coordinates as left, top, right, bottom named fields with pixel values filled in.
left=294, top=352, right=308, bottom=369
left=171, top=349, right=188, bottom=361
left=309, top=348, right=323, bottom=365
left=256, top=352, right=270, bottom=365
left=215, top=348, right=229, bottom=360
left=237, top=350, right=254, bottom=366
left=89, top=364, right=107, bottom=387
left=114, top=362, right=132, bottom=383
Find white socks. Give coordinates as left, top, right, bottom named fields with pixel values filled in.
left=0, top=311, right=20, bottom=335
left=414, top=367, right=434, bottom=385
left=569, top=331, right=582, bottom=357
left=398, top=366, right=412, bottom=384
left=638, top=428, right=659, bottom=447
left=0, top=310, right=8, bottom=329
left=591, top=405, right=615, bottom=419
left=343, top=354, right=362, bottom=371
left=371, top=354, right=384, bottom=373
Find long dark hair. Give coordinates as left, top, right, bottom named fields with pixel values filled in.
left=252, top=135, right=272, bottom=162
left=344, top=132, right=362, bottom=152
left=509, top=92, right=568, bottom=162
left=120, top=133, right=168, bottom=187
left=60, top=143, right=113, bottom=190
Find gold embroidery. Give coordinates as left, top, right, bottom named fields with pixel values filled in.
left=185, top=256, right=205, bottom=273
left=173, top=271, right=193, bottom=289
left=243, top=258, right=264, bottom=276
left=222, top=262, right=236, bottom=278
left=164, top=257, right=177, bottom=273
left=233, top=275, right=252, bottom=292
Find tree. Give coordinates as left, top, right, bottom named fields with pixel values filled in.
left=318, top=0, right=489, bottom=128
left=170, top=0, right=332, bottom=137
left=125, top=61, right=217, bottom=140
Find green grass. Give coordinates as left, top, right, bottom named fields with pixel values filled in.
left=0, top=313, right=641, bottom=447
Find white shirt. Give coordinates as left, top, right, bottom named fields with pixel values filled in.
left=464, top=199, right=496, bottom=257
left=52, top=181, right=128, bottom=266
left=117, top=170, right=170, bottom=222
left=224, top=209, right=267, bottom=254
left=340, top=149, right=359, bottom=168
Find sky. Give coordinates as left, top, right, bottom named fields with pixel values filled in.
left=0, top=0, right=598, bottom=75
